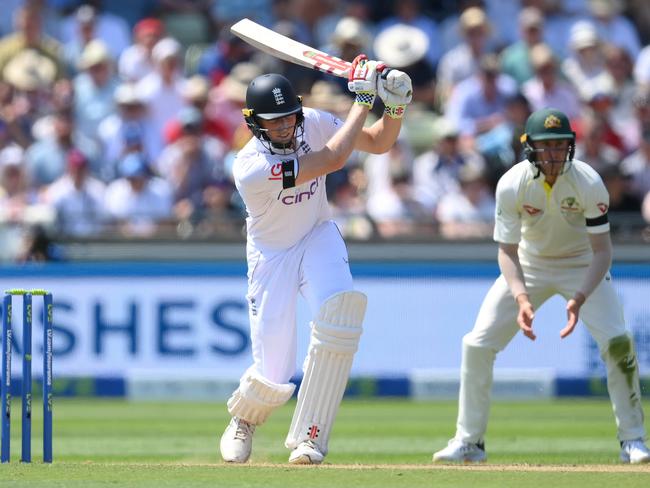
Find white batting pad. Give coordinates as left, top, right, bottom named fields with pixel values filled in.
left=285, top=291, right=367, bottom=454
left=227, top=367, right=296, bottom=425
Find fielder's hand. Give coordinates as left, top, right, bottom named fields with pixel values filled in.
left=378, top=68, right=412, bottom=119
left=516, top=294, right=536, bottom=341
left=348, top=54, right=383, bottom=108
left=560, top=292, right=585, bottom=338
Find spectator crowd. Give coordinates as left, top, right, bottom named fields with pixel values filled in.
left=1, top=0, right=650, bottom=259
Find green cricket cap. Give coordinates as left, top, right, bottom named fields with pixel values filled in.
left=523, top=108, right=574, bottom=141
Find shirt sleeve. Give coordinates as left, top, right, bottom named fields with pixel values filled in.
left=235, top=154, right=282, bottom=195
left=493, top=175, right=521, bottom=244
left=311, top=109, right=343, bottom=141
left=583, top=173, right=610, bottom=234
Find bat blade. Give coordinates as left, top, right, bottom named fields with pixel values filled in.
left=230, top=18, right=352, bottom=78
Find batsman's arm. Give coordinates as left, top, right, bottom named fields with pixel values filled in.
left=355, top=69, right=412, bottom=154
left=294, top=103, right=370, bottom=186
left=295, top=56, right=379, bottom=185
left=354, top=114, right=403, bottom=154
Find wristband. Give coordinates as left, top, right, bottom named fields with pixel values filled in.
left=384, top=104, right=406, bottom=119
left=354, top=92, right=376, bottom=108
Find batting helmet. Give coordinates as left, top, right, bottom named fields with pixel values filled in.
left=521, top=107, right=575, bottom=164
left=242, top=74, right=304, bottom=152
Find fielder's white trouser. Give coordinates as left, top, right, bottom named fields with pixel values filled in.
left=457, top=262, right=646, bottom=444
left=227, top=221, right=355, bottom=423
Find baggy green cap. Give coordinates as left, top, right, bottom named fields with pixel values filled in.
left=523, top=107, right=574, bottom=141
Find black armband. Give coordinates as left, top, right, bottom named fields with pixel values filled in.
left=586, top=214, right=609, bottom=227
left=281, top=159, right=298, bottom=189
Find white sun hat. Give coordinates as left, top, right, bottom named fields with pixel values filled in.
left=373, top=23, right=429, bottom=68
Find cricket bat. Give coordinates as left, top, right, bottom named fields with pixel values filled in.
left=230, top=18, right=412, bottom=100
left=230, top=18, right=353, bottom=78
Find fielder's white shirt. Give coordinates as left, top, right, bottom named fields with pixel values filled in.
left=234, top=108, right=342, bottom=253
left=494, top=159, right=610, bottom=266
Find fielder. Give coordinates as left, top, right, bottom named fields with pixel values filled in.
left=433, top=108, right=650, bottom=464
left=219, top=57, right=412, bottom=464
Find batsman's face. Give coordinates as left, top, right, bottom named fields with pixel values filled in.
left=533, top=139, right=570, bottom=177
left=259, top=114, right=297, bottom=144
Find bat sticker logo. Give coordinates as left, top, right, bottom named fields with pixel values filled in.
left=303, top=50, right=349, bottom=73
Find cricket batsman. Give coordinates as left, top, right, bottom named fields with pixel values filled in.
left=218, top=57, right=412, bottom=464
left=433, top=108, right=650, bottom=464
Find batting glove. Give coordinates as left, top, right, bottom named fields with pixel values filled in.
left=348, top=54, right=384, bottom=108
left=378, top=69, right=413, bottom=119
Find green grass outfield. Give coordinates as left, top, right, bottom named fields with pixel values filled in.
left=2, top=398, right=650, bottom=487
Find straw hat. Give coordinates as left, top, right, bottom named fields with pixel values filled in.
left=114, top=83, right=143, bottom=105
left=589, top=0, right=622, bottom=17
left=432, top=117, right=460, bottom=141
left=220, top=62, right=263, bottom=103
left=331, top=17, right=371, bottom=50
left=529, top=44, right=555, bottom=69
left=75, top=4, right=97, bottom=25
left=304, top=81, right=352, bottom=113
left=460, top=7, right=490, bottom=32
left=519, top=7, right=544, bottom=29
left=2, top=50, right=56, bottom=91
left=182, top=75, right=210, bottom=102
left=569, top=21, right=599, bottom=50
left=152, top=37, right=181, bottom=63
left=78, top=40, right=112, bottom=70
left=0, top=145, right=24, bottom=167
left=373, top=24, right=428, bottom=68
left=458, top=162, right=485, bottom=184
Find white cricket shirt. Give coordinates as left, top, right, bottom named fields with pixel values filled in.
left=233, top=108, right=343, bottom=253
left=494, top=159, right=610, bottom=265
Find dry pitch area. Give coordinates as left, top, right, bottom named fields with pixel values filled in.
left=1, top=398, right=649, bottom=487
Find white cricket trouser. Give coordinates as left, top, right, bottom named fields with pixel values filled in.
left=245, top=220, right=353, bottom=384
left=457, top=260, right=646, bottom=443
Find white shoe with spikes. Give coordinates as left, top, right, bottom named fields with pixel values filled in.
left=220, top=417, right=256, bottom=463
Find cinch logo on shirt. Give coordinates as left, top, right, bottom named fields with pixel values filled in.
left=281, top=177, right=320, bottom=205
left=268, top=163, right=282, bottom=180
left=597, top=202, right=608, bottom=214
left=523, top=204, right=542, bottom=215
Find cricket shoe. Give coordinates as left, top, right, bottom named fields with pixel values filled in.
left=220, top=417, right=256, bottom=463
left=288, top=440, right=325, bottom=464
left=620, top=439, right=650, bottom=464
left=432, top=438, right=487, bottom=463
